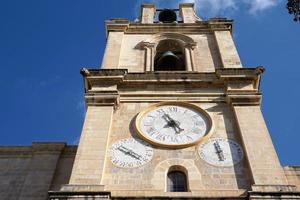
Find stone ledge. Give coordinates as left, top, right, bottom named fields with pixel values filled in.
left=32, top=142, right=66, bottom=152
left=60, top=184, right=106, bottom=192
left=251, top=184, right=298, bottom=192
left=109, top=189, right=247, bottom=198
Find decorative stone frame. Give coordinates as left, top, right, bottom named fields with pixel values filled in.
left=151, top=158, right=204, bottom=191
left=141, top=33, right=196, bottom=72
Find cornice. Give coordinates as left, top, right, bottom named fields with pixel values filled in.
left=105, top=19, right=233, bottom=36
left=0, top=142, right=74, bottom=158
left=81, top=67, right=264, bottom=106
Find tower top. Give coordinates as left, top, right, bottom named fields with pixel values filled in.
left=140, top=3, right=202, bottom=24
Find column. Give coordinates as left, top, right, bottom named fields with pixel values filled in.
left=184, top=43, right=196, bottom=71
left=142, top=42, right=155, bottom=71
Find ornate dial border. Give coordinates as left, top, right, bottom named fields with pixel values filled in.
left=135, top=101, right=215, bottom=149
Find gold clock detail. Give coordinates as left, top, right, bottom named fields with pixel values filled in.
left=135, top=102, right=213, bottom=148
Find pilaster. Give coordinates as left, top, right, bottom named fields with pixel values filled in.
left=141, top=4, right=155, bottom=24
left=232, top=105, right=289, bottom=186
left=68, top=69, right=121, bottom=188
left=214, top=30, right=242, bottom=68
left=141, top=42, right=155, bottom=71
left=101, top=32, right=124, bottom=69
left=179, top=3, right=202, bottom=23
left=184, top=42, right=196, bottom=71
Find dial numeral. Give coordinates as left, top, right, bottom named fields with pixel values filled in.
left=195, top=121, right=204, bottom=126
left=156, top=109, right=165, bottom=114
left=168, top=107, right=178, bottom=112
left=146, top=127, right=156, bottom=135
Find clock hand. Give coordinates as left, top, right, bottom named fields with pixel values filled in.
left=173, top=121, right=184, bottom=133
left=118, top=146, right=142, bottom=160
left=165, top=114, right=184, bottom=133
left=162, top=114, right=175, bottom=129
left=127, top=149, right=142, bottom=160
left=213, top=142, right=225, bottom=161
left=162, top=114, right=184, bottom=134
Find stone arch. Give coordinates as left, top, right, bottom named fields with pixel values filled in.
left=141, top=33, right=196, bottom=71
left=144, top=33, right=195, bottom=45
left=151, top=158, right=204, bottom=191
left=167, top=165, right=189, bottom=192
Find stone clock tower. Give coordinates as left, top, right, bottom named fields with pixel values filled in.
left=48, top=3, right=300, bottom=200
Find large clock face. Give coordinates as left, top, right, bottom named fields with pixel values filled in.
left=136, top=102, right=213, bottom=148
left=109, top=138, right=153, bottom=168
left=198, top=138, right=244, bottom=167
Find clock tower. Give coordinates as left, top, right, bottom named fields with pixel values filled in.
left=49, top=3, right=300, bottom=200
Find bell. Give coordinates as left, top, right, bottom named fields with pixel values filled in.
left=158, top=9, right=177, bottom=23
left=157, top=51, right=180, bottom=70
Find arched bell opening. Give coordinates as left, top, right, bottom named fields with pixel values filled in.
left=158, top=9, right=177, bottom=23
left=154, top=39, right=185, bottom=71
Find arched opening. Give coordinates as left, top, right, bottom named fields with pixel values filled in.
left=167, top=166, right=188, bottom=192
left=158, top=9, right=177, bottom=23
left=154, top=39, right=185, bottom=71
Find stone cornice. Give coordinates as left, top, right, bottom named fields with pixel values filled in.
left=0, top=143, right=77, bottom=158
left=105, top=19, right=233, bottom=36
left=81, top=67, right=264, bottom=106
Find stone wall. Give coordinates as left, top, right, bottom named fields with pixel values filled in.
left=102, top=32, right=228, bottom=73
left=0, top=143, right=76, bottom=200
left=284, top=166, right=300, bottom=190
left=101, top=102, right=251, bottom=194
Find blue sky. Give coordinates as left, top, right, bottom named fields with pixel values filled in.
left=0, top=0, right=299, bottom=165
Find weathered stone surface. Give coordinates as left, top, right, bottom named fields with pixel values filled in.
left=2, top=3, right=300, bottom=200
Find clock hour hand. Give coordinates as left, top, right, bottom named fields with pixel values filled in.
left=173, top=121, right=184, bottom=134
left=213, top=142, right=225, bottom=161
left=162, top=114, right=184, bottom=134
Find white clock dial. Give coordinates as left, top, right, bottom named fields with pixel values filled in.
left=109, top=138, right=153, bottom=168
left=198, top=138, right=244, bottom=167
left=136, top=102, right=212, bottom=148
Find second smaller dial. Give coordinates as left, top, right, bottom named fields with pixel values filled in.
left=109, top=138, right=153, bottom=168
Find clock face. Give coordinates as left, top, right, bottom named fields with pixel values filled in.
left=198, top=138, right=244, bottom=167
left=109, top=138, right=153, bottom=168
left=136, top=102, right=213, bottom=148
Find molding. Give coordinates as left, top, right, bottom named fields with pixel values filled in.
left=81, top=68, right=264, bottom=106
left=251, top=184, right=297, bottom=192
left=141, top=4, right=155, bottom=8
left=32, top=142, right=66, bottom=153
left=105, top=20, right=233, bottom=36
left=49, top=185, right=110, bottom=200
left=226, top=94, right=262, bottom=106
left=179, top=3, right=195, bottom=8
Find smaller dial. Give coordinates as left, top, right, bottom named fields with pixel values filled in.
left=198, top=138, right=244, bottom=167
left=109, top=138, right=153, bottom=168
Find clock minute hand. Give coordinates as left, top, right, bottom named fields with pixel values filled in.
left=164, top=114, right=184, bottom=134
left=128, top=149, right=142, bottom=160
left=162, top=114, right=177, bottom=132
left=118, top=146, right=141, bottom=160
left=162, top=114, right=173, bottom=128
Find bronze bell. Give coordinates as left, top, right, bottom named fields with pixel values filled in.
left=158, top=9, right=177, bottom=23
left=157, top=51, right=180, bottom=70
